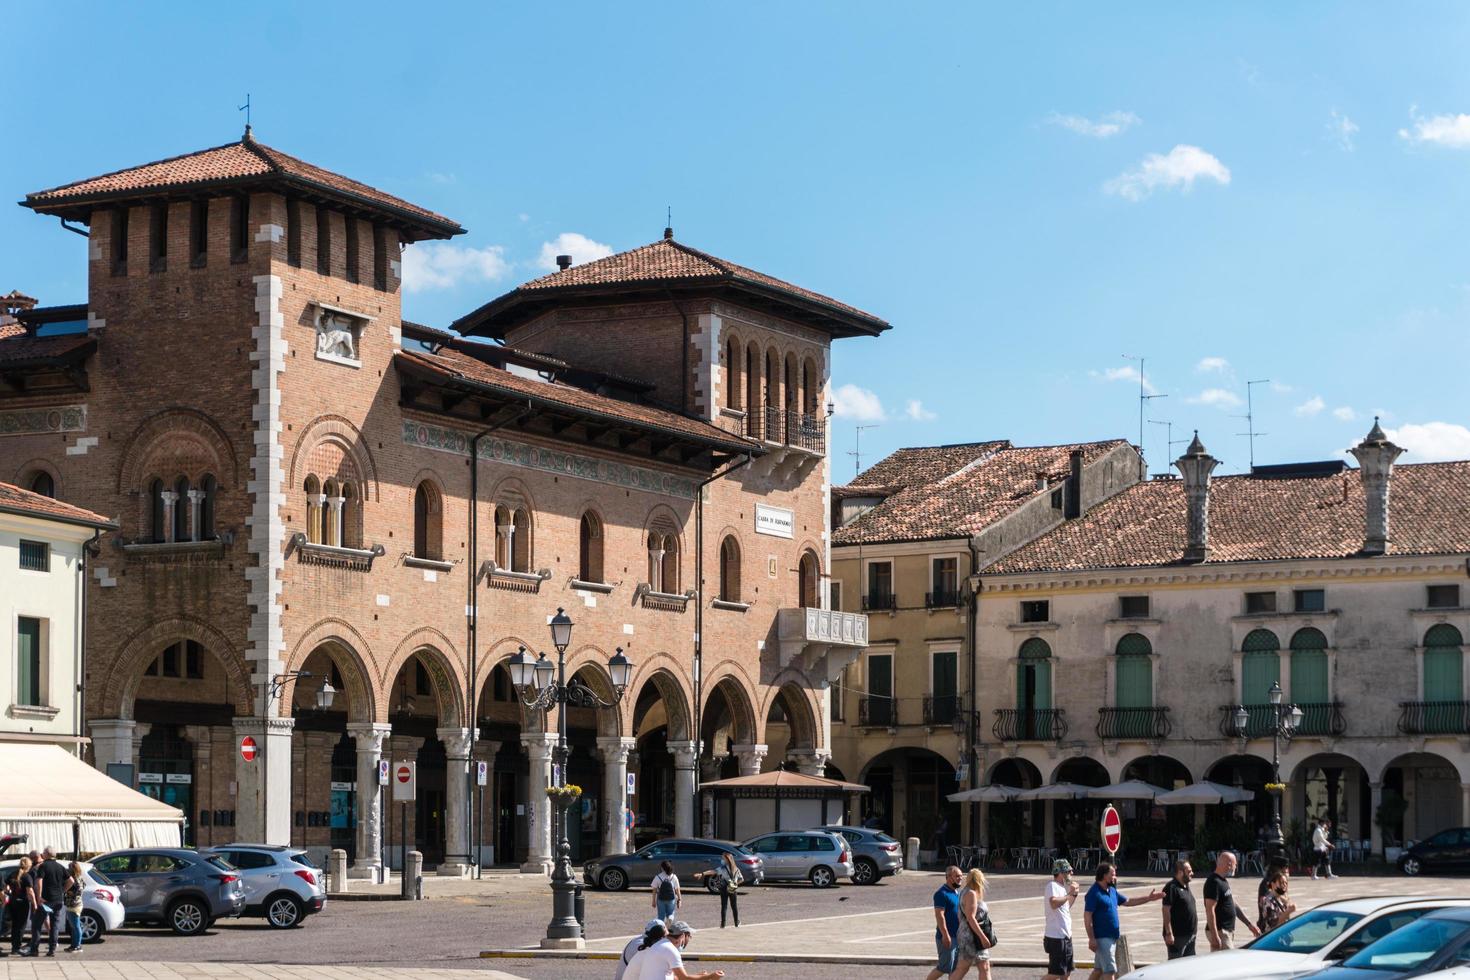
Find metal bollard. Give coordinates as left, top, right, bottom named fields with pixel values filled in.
left=906, top=836, right=920, bottom=871
left=327, top=848, right=348, bottom=894
left=574, top=882, right=586, bottom=938
left=403, top=850, right=424, bottom=900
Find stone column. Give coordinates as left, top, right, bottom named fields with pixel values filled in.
left=472, top=740, right=501, bottom=867
left=1462, top=783, right=1470, bottom=828
left=788, top=748, right=831, bottom=777
left=160, top=491, right=179, bottom=543
left=1043, top=799, right=1056, bottom=848
left=311, top=493, right=327, bottom=543
left=1369, top=782, right=1384, bottom=858
left=978, top=802, right=990, bottom=847
left=234, top=717, right=295, bottom=845
left=597, top=737, right=636, bottom=857
left=438, top=727, right=474, bottom=875
left=328, top=496, right=346, bottom=547
left=89, top=719, right=137, bottom=776
left=186, top=489, right=204, bottom=542
left=182, top=726, right=214, bottom=847
left=1403, top=768, right=1418, bottom=842
left=669, top=740, right=698, bottom=837
left=347, top=723, right=391, bottom=880
left=521, top=732, right=555, bottom=874
left=732, top=743, right=768, bottom=777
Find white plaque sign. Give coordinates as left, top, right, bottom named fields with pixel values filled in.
left=754, top=503, right=794, bottom=539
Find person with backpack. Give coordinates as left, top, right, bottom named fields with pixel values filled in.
left=615, top=919, right=665, bottom=980
left=693, top=852, right=743, bottom=928
left=949, top=868, right=994, bottom=979
left=651, top=860, right=680, bottom=922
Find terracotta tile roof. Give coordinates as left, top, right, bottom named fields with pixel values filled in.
left=454, top=236, right=889, bottom=338
left=395, top=347, right=759, bottom=454
left=833, top=439, right=1129, bottom=545
left=0, top=321, right=23, bottom=340
left=0, top=481, right=116, bottom=530
left=0, top=332, right=94, bottom=366
left=989, top=461, right=1470, bottom=574
left=23, top=135, right=463, bottom=239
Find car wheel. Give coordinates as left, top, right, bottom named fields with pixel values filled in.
left=809, top=865, right=836, bottom=888
left=600, top=867, right=629, bottom=891
left=705, top=876, right=721, bottom=894
left=1401, top=855, right=1422, bottom=876
left=266, top=894, right=304, bottom=928
left=79, top=910, right=103, bottom=944
left=852, top=858, right=879, bottom=885
left=168, top=899, right=208, bottom=936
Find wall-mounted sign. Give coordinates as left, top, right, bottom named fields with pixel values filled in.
left=138, top=772, right=163, bottom=784
left=330, top=781, right=354, bottom=792
left=165, top=773, right=192, bottom=785
left=755, top=503, right=795, bottom=539
left=476, top=761, right=489, bottom=786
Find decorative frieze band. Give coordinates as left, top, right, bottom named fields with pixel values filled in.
left=0, top=404, right=86, bottom=437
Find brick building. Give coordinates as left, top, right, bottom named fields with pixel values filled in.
left=3, top=130, right=882, bottom=874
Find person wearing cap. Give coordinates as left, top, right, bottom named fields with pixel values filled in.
left=615, top=920, right=665, bottom=980
left=622, top=919, right=724, bottom=980
left=1043, top=858, right=1081, bottom=980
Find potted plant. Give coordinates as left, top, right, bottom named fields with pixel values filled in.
left=546, top=783, right=583, bottom=807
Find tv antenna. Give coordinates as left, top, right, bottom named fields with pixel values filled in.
left=238, top=93, right=252, bottom=136
left=1233, top=379, right=1271, bottom=469
left=1148, top=419, right=1189, bottom=471
left=1123, top=354, right=1167, bottom=478
left=849, top=424, right=880, bottom=478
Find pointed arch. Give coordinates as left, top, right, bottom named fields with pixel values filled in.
left=282, top=617, right=378, bottom=724
left=380, top=628, right=465, bottom=726
left=101, top=616, right=254, bottom=720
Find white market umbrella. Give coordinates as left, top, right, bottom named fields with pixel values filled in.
left=1016, top=782, right=1095, bottom=801
left=1086, top=780, right=1169, bottom=801
left=947, top=784, right=1021, bottom=803
left=1155, top=781, right=1255, bottom=805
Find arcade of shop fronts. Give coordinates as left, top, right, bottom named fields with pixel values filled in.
left=1, top=131, right=886, bottom=873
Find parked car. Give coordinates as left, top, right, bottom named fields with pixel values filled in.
left=0, top=859, right=124, bottom=944
left=741, top=831, right=853, bottom=888
left=200, top=844, right=326, bottom=928
left=1304, top=907, right=1470, bottom=979
left=1122, top=897, right=1470, bottom=980
left=1401, top=828, right=1470, bottom=875
left=813, top=825, right=902, bottom=885
left=585, top=838, right=763, bottom=892
left=91, top=848, right=245, bottom=936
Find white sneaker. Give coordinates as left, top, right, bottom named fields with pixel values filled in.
left=1311, top=872, right=1318, bottom=879
left=1328, top=873, right=1338, bottom=879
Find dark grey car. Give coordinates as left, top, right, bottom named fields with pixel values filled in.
left=814, top=825, right=904, bottom=885
left=91, top=848, right=246, bottom=936
left=584, top=838, right=764, bottom=891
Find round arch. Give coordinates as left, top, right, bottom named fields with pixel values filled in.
left=282, top=618, right=377, bottom=724
left=627, top=659, right=693, bottom=742
left=986, top=756, right=1043, bottom=788
left=380, top=629, right=465, bottom=726
left=701, top=671, right=760, bottom=756
left=1051, top=756, right=1109, bottom=787
left=1121, top=754, right=1193, bottom=789
left=116, top=407, right=240, bottom=494
left=101, top=617, right=254, bottom=720
left=563, top=645, right=626, bottom=739
left=757, top=675, right=821, bottom=751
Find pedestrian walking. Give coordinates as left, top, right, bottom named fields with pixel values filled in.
left=1311, top=818, right=1337, bottom=879
left=27, top=847, right=69, bottom=958
left=948, top=868, right=993, bottom=980
left=693, top=853, right=743, bottom=928
left=5, top=859, right=29, bottom=955
left=1258, top=868, right=1296, bottom=931
left=622, top=918, right=724, bottom=980
left=1203, top=851, right=1260, bottom=952
left=1083, top=861, right=1163, bottom=980
left=63, top=862, right=83, bottom=953
left=1043, top=859, right=1081, bottom=980
left=927, top=866, right=963, bottom=980
left=615, top=919, right=665, bottom=980
left=934, top=814, right=951, bottom=862
left=651, top=860, right=681, bottom=921
left=1160, top=859, right=1197, bottom=959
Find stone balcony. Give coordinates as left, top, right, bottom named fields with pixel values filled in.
left=776, top=607, right=870, bottom=682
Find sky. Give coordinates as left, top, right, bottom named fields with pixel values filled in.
left=3, top=2, right=1469, bottom=478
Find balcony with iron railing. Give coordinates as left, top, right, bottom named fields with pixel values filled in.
left=992, top=708, right=1067, bottom=742
left=926, top=589, right=962, bottom=609
left=745, top=407, right=826, bottom=456
left=1218, top=702, right=1345, bottom=738
left=859, top=695, right=897, bottom=727
left=1398, top=701, right=1470, bottom=735
left=923, top=694, right=961, bottom=726
left=862, top=592, right=897, bottom=612
left=1096, top=706, right=1171, bottom=740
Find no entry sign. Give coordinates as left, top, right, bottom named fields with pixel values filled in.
left=1100, top=804, right=1122, bottom=855
left=392, top=761, right=417, bottom=802
left=239, top=736, right=258, bottom=762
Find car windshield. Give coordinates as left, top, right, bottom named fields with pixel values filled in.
left=1248, top=909, right=1364, bottom=953
left=1344, top=917, right=1470, bottom=971
left=205, top=855, right=236, bottom=872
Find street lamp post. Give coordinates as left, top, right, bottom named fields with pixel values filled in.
left=1233, top=680, right=1302, bottom=861
left=508, top=609, right=633, bottom=948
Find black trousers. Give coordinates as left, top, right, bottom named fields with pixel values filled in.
left=7, top=904, right=27, bottom=952
left=1167, top=936, right=1197, bottom=958
left=1316, top=848, right=1333, bottom=876
left=718, top=884, right=739, bottom=927
left=29, top=906, right=62, bottom=954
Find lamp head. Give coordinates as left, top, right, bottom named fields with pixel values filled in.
left=1232, top=705, right=1249, bottom=733
left=1268, top=681, right=1283, bottom=706
left=608, top=647, right=633, bottom=693
left=316, top=679, right=336, bottom=711
left=1288, top=704, right=1304, bottom=730
left=506, top=646, right=535, bottom=689
left=549, top=607, right=574, bottom=652
left=533, top=651, right=555, bottom=691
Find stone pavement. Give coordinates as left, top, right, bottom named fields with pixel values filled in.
left=0, top=965, right=527, bottom=980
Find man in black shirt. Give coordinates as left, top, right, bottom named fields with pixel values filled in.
left=1160, top=859, right=1197, bottom=958
left=1203, top=851, right=1260, bottom=951
left=27, top=848, right=69, bottom=957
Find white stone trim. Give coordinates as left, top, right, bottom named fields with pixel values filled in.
left=314, top=350, right=362, bottom=369
left=65, top=436, right=98, bottom=456
left=691, top=313, right=720, bottom=421
left=91, top=565, right=116, bottom=588
left=254, top=223, right=285, bottom=244
left=246, top=274, right=287, bottom=716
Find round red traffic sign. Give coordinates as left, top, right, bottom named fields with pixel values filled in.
left=396, top=765, right=412, bottom=784
left=239, top=736, right=257, bottom=762
left=625, top=809, right=635, bottom=831
left=1101, top=804, right=1122, bottom=854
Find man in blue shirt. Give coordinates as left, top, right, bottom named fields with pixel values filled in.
left=1084, top=861, right=1163, bottom=980
left=926, top=865, right=963, bottom=980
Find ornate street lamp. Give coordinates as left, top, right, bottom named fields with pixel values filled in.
left=1233, top=680, right=1301, bottom=861
left=509, top=608, right=634, bottom=948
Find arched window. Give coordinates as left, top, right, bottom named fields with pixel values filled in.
left=660, top=533, right=679, bottom=593
left=1241, top=628, right=1281, bottom=706
left=724, top=338, right=740, bottom=410
left=745, top=343, right=760, bottom=431
left=1114, top=633, right=1153, bottom=709
left=719, top=536, right=741, bottom=602
left=798, top=550, right=820, bottom=609
left=172, top=476, right=191, bottom=543
left=1423, top=625, right=1464, bottom=712
left=578, top=512, right=603, bottom=583
left=494, top=507, right=512, bottom=568
left=304, top=476, right=322, bottom=544
left=1016, top=638, right=1053, bottom=737
left=321, top=478, right=339, bottom=546
left=199, top=474, right=217, bottom=540
left=802, top=357, right=819, bottom=416
left=28, top=472, right=54, bottom=498
left=646, top=532, right=664, bottom=591
left=764, top=348, right=779, bottom=415
left=1289, top=627, right=1329, bottom=707
left=413, top=481, right=441, bottom=560
left=149, top=478, right=166, bottom=543
left=512, top=507, right=531, bottom=572
left=340, top=483, right=358, bottom=549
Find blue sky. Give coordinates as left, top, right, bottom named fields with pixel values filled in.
left=4, top=2, right=1469, bottom=476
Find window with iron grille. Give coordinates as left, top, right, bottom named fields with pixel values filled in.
left=1427, top=584, right=1461, bottom=609
left=1020, top=600, right=1050, bottom=623
left=1119, top=595, right=1150, bottom=619
left=18, top=540, right=48, bottom=572
left=1245, top=591, right=1277, bottom=614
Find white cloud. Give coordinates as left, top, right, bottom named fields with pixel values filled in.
left=426, top=172, right=456, bottom=185
left=1385, top=421, right=1470, bottom=461
left=401, top=242, right=511, bottom=293
left=831, top=384, right=886, bottom=422
left=1091, top=365, right=1157, bottom=395
left=1328, top=110, right=1358, bottom=151
left=905, top=400, right=937, bottom=422
left=1188, top=388, right=1243, bottom=409
left=1046, top=110, right=1141, bottom=139
left=1196, top=356, right=1230, bottom=374
left=537, top=232, right=614, bottom=272
left=1271, top=381, right=1294, bottom=394
left=1294, top=395, right=1326, bottom=417
left=1332, top=406, right=1357, bottom=422
left=1104, top=145, right=1231, bottom=202
left=1399, top=107, right=1470, bottom=148
left=517, top=213, right=530, bottom=223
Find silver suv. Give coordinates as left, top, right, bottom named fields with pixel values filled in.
left=741, top=831, right=853, bottom=888
left=201, top=845, right=326, bottom=928
left=91, top=848, right=245, bottom=936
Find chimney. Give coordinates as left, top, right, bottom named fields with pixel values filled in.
left=1035, top=471, right=1049, bottom=492
left=555, top=255, right=572, bottom=272
left=1175, top=431, right=1219, bottom=563
left=1349, top=417, right=1404, bottom=555
left=1064, top=449, right=1083, bottom=518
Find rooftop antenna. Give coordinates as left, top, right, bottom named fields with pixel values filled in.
left=1123, top=354, right=1167, bottom=479
left=1148, top=419, right=1189, bottom=471
left=664, top=206, right=673, bottom=240
left=238, top=93, right=252, bottom=139
left=849, top=424, right=880, bottom=478
left=1233, top=378, right=1271, bottom=469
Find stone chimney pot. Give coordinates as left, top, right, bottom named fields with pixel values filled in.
left=1175, top=431, right=1219, bottom=563
left=1349, top=417, right=1404, bottom=555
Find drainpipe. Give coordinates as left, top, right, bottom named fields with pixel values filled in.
left=692, top=453, right=754, bottom=819
left=78, top=528, right=104, bottom=756
left=966, top=541, right=984, bottom=847
left=466, top=401, right=534, bottom=875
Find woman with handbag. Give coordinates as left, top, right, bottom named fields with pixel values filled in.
left=694, top=853, right=744, bottom=928
left=950, top=867, right=994, bottom=979
left=62, top=863, right=83, bottom=953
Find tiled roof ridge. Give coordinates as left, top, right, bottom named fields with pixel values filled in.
left=25, top=137, right=255, bottom=200
left=665, top=237, right=736, bottom=276
left=0, top=481, right=117, bottom=529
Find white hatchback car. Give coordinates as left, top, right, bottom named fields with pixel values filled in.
left=0, top=859, right=126, bottom=944
left=1123, top=896, right=1470, bottom=980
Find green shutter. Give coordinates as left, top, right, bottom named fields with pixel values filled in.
left=868, top=654, right=892, bottom=699
left=1115, top=655, right=1152, bottom=708
left=1424, top=647, right=1463, bottom=700
left=1242, top=651, right=1280, bottom=704
left=16, top=617, right=40, bottom=707
left=932, top=651, right=957, bottom=699
left=1290, top=649, right=1328, bottom=703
